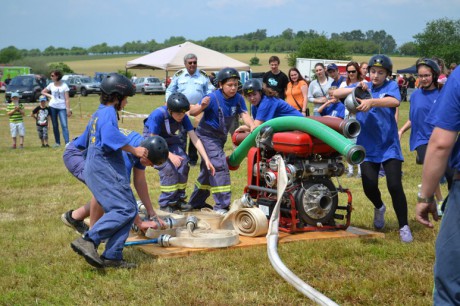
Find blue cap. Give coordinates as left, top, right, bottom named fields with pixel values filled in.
left=11, top=92, right=20, bottom=98
left=327, top=63, right=338, bottom=71
left=39, top=95, right=47, bottom=102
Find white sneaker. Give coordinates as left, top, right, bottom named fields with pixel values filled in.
left=399, top=225, right=413, bottom=243
left=373, top=204, right=386, bottom=229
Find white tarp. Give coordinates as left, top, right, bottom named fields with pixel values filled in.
left=126, top=41, right=250, bottom=72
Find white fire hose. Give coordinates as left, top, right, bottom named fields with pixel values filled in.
left=266, top=155, right=338, bottom=306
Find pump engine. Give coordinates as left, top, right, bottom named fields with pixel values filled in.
left=233, top=118, right=359, bottom=233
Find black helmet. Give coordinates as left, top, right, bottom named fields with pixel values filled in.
left=217, top=67, right=240, bottom=84
left=368, top=54, right=393, bottom=75
left=140, top=136, right=169, bottom=165
left=242, top=79, right=262, bottom=96
left=167, top=92, right=190, bottom=113
left=100, top=73, right=135, bottom=97
left=416, top=58, right=441, bottom=75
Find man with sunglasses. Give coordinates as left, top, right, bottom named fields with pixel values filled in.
left=166, top=53, right=213, bottom=166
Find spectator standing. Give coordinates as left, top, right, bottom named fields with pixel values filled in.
left=262, top=55, right=289, bottom=100
left=360, top=62, right=370, bottom=81
left=416, top=65, right=460, bottom=305
left=327, top=63, right=346, bottom=88
left=6, top=92, right=25, bottom=149
left=31, top=95, right=50, bottom=147
left=406, top=74, right=416, bottom=101
left=166, top=53, right=212, bottom=166
left=334, top=54, right=413, bottom=243
left=285, top=67, right=309, bottom=116
left=41, top=70, right=71, bottom=147
left=308, top=63, right=333, bottom=116
left=4, top=74, right=12, bottom=85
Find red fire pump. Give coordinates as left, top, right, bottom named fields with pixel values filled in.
left=232, top=118, right=357, bottom=233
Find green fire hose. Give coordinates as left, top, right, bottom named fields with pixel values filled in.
left=228, top=116, right=365, bottom=167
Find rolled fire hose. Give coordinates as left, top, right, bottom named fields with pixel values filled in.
left=128, top=215, right=240, bottom=248
left=266, top=155, right=338, bottom=306
left=228, top=116, right=366, bottom=169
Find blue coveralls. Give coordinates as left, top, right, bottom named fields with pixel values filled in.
left=143, top=106, right=193, bottom=207
left=188, top=90, right=245, bottom=210
left=78, top=104, right=138, bottom=261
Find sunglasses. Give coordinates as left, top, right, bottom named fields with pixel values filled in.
left=347, top=70, right=357, bottom=74
left=187, top=61, right=197, bottom=65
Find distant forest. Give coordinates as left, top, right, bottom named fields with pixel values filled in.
left=3, top=28, right=407, bottom=57
left=1, top=18, right=459, bottom=67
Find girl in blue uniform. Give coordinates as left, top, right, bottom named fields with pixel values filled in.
left=399, top=58, right=454, bottom=212
left=240, top=79, right=302, bottom=129
left=143, top=92, right=215, bottom=212
left=62, top=130, right=168, bottom=234
left=334, top=55, right=413, bottom=243
left=188, top=68, right=255, bottom=214
left=70, top=73, right=149, bottom=269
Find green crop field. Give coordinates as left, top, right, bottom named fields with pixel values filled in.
left=0, top=54, right=438, bottom=305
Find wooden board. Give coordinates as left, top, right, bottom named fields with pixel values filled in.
left=127, top=227, right=384, bottom=258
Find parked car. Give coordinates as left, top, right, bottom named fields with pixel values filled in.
left=63, top=81, right=77, bottom=97
left=133, top=77, right=165, bottom=95
left=64, top=75, right=100, bottom=96
left=5, top=74, right=45, bottom=102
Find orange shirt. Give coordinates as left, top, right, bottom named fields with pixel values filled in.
left=285, top=80, right=307, bottom=111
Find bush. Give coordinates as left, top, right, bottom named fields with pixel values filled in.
left=249, top=56, right=260, bottom=66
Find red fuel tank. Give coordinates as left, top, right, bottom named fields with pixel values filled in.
left=272, top=130, right=335, bottom=157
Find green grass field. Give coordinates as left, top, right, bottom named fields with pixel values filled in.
left=0, top=54, right=439, bottom=305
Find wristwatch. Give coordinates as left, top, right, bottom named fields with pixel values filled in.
left=417, top=192, right=435, bottom=204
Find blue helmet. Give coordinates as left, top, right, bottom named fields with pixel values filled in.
left=368, top=54, right=393, bottom=75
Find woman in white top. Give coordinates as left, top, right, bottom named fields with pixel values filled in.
left=41, top=70, right=71, bottom=147
left=307, top=63, right=333, bottom=116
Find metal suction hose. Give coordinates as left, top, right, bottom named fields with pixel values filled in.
left=266, top=155, right=338, bottom=306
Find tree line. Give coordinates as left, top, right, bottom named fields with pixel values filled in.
left=0, top=18, right=458, bottom=67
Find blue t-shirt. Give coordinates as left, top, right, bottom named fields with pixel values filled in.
left=356, top=80, right=403, bottom=163
left=73, top=128, right=145, bottom=183
left=144, top=105, right=193, bottom=137
left=200, top=89, right=247, bottom=130
left=320, top=102, right=345, bottom=118
left=77, top=104, right=130, bottom=152
left=251, top=95, right=302, bottom=121
left=427, top=67, right=460, bottom=170
left=408, top=88, right=440, bottom=151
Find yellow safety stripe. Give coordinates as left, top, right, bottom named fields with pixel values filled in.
left=211, top=185, right=231, bottom=194
left=194, top=181, right=211, bottom=190
left=177, top=183, right=187, bottom=190
left=160, top=184, right=179, bottom=192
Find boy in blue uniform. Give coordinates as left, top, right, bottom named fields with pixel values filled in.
left=143, top=92, right=215, bottom=213
left=334, top=55, right=412, bottom=243
left=241, top=79, right=302, bottom=129
left=317, top=88, right=345, bottom=119
left=70, top=73, right=149, bottom=269
left=188, top=68, right=255, bottom=214
left=417, top=66, right=460, bottom=305
left=62, top=130, right=169, bottom=234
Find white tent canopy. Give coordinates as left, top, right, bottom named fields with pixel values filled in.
left=125, top=41, right=250, bottom=72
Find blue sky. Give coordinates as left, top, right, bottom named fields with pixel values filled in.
left=1, top=0, right=458, bottom=50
